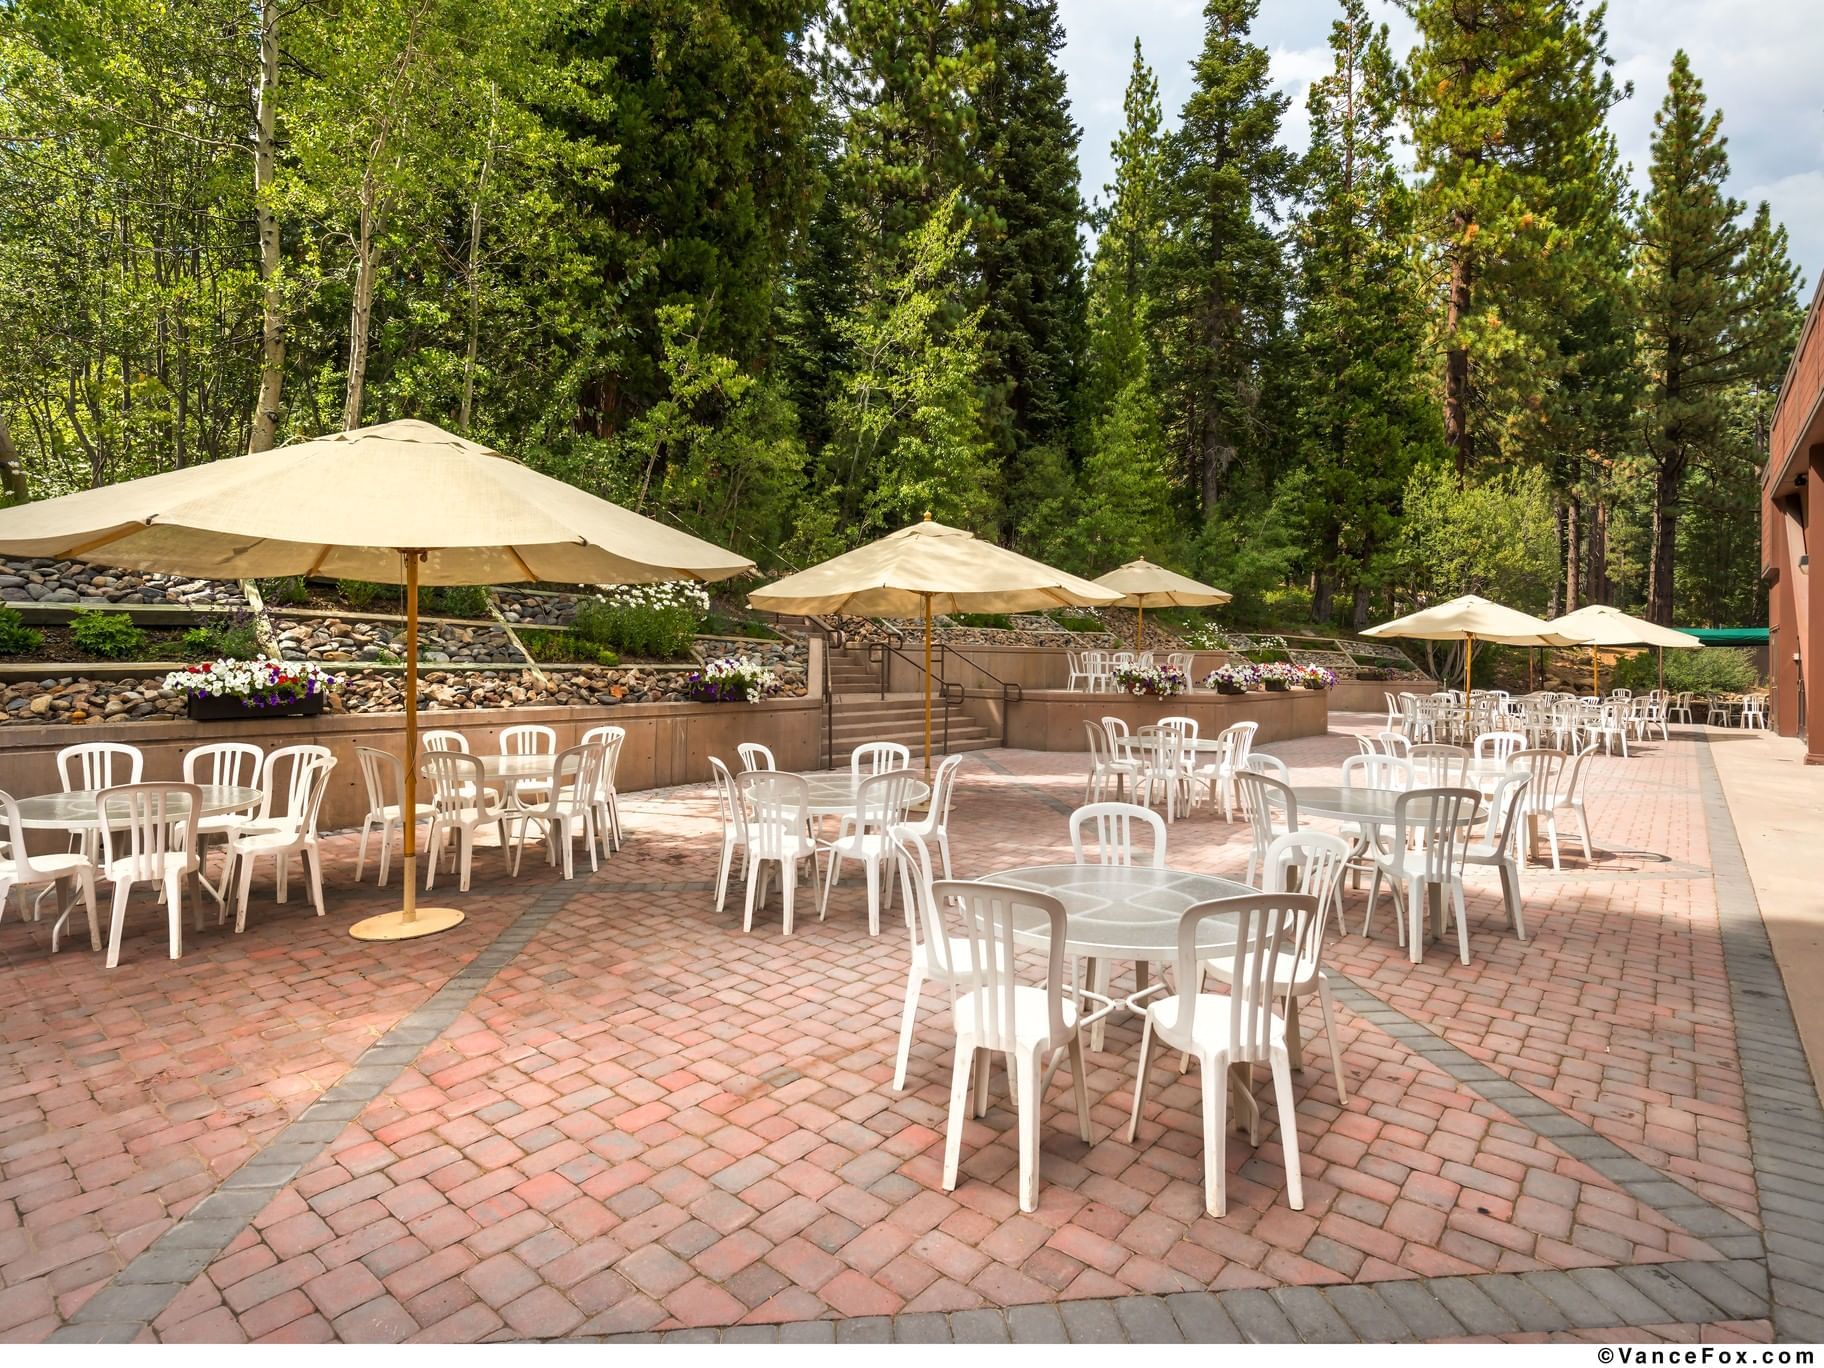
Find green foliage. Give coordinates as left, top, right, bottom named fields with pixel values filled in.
left=572, top=589, right=703, bottom=660
left=951, top=613, right=1014, bottom=630
left=1050, top=612, right=1104, bottom=634
left=1397, top=461, right=1560, bottom=612
left=69, top=609, right=149, bottom=659
left=0, top=604, right=43, bottom=654
left=1610, top=647, right=1758, bottom=695
left=179, top=616, right=262, bottom=660
left=701, top=613, right=780, bottom=641
left=521, top=629, right=619, bottom=667
left=337, top=579, right=392, bottom=611
left=419, top=585, right=491, bottom=618
left=258, top=577, right=310, bottom=607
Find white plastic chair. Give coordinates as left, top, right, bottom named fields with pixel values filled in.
left=737, top=770, right=824, bottom=935
left=889, top=830, right=979, bottom=1091
left=1409, top=743, right=1470, bottom=788
left=1235, top=769, right=1298, bottom=887
left=183, top=741, right=263, bottom=895
left=1365, top=786, right=1482, bottom=964
left=737, top=742, right=776, bottom=773
left=898, top=752, right=964, bottom=882
left=580, top=725, right=626, bottom=852
left=1507, top=748, right=1570, bottom=869
left=507, top=744, right=604, bottom=880
left=850, top=741, right=910, bottom=778
left=422, top=730, right=469, bottom=753
left=1082, top=720, right=1141, bottom=805
left=708, top=757, right=751, bottom=915
left=934, top=878, right=1106, bottom=1213
left=420, top=751, right=511, bottom=893
left=353, top=747, right=431, bottom=887
left=821, top=769, right=920, bottom=934
left=226, top=747, right=336, bottom=931
left=1068, top=802, right=1166, bottom=869
left=1742, top=694, right=1769, bottom=731
left=98, top=783, right=204, bottom=968
left=1589, top=701, right=1630, bottom=757
left=498, top=723, right=559, bottom=804
left=57, top=741, right=144, bottom=792
left=1473, top=731, right=1527, bottom=766
left=1133, top=725, right=1192, bottom=824
left=1127, top=892, right=1312, bottom=1217
left=0, top=789, right=98, bottom=953
left=1065, top=651, right=1090, bottom=692
left=1197, top=721, right=1258, bottom=821
left=1463, top=772, right=1532, bottom=942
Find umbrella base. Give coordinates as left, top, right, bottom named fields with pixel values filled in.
left=349, top=906, right=465, bottom=941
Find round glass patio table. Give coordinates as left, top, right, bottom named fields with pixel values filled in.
left=1290, top=785, right=1480, bottom=826
left=795, top=770, right=930, bottom=817
left=982, top=863, right=1254, bottom=964
left=14, top=785, right=263, bottom=830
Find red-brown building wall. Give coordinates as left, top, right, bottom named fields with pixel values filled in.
left=1764, top=277, right=1824, bottom=761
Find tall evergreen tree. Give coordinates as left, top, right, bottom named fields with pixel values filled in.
left=1154, top=0, right=1294, bottom=513
left=1290, top=0, right=1441, bottom=627
left=1401, top=0, right=1625, bottom=476
left=1634, top=53, right=1800, bottom=623
left=970, top=0, right=1086, bottom=542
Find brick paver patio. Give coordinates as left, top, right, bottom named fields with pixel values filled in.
left=3, top=719, right=1819, bottom=1343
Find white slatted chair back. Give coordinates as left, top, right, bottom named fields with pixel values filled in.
left=1409, top=743, right=1470, bottom=788
left=709, top=757, right=746, bottom=838
left=932, top=879, right=1070, bottom=1056
left=1158, top=715, right=1199, bottom=741
left=1391, top=787, right=1480, bottom=886
left=1473, top=773, right=1532, bottom=859
left=422, top=730, right=469, bottom=754
left=920, top=753, right=966, bottom=831
left=183, top=742, right=262, bottom=790
left=894, top=829, right=955, bottom=980
left=1099, top=715, right=1131, bottom=743
left=581, top=726, right=624, bottom=802
left=421, top=751, right=487, bottom=813
left=355, top=746, right=406, bottom=814
left=1508, top=748, right=1568, bottom=815
left=1217, top=721, right=1258, bottom=773
left=256, top=745, right=333, bottom=829
left=1168, top=894, right=1309, bottom=1063
left=1240, top=752, right=1290, bottom=783
left=1375, top=730, right=1411, bottom=758
left=1069, top=802, right=1167, bottom=868
left=57, top=742, right=143, bottom=792
left=850, top=741, right=910, bottom=778
left=98, top=783, right=200, bottom=883
left=1341, top=753, right=1412, bottom=791
left=1261, top=831, right=1350, bottom=982
left=1235, top=770, right=1298, bottom=874
left=852, top=769, right=920, bottom=841
left=500, top=724, right=556, bottom=757
left=738, top=771, right=813, bottom=861
left=736, top=742, right=776, bottom=773
left=1474, top=731, right=1527, bottom=764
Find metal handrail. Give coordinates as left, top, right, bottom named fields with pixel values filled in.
left=870, top=638, right=956, bottom=757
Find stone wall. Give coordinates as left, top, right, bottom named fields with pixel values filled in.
left=0, top=558, right=246, bottom=607
left=271, top=614, right=521, bottom=664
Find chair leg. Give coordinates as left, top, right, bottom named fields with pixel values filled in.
left=1316, top=974, right=1347, bottom=1103
left=715, top=839, right=734, bottom=913
left=1068, top=1035, right=1093, bottom=1144
left=355, top=818, right=373, bottom=882
left=235, top=851, right=258, bottom=933
left=893, top=964, right=924, bottom=1091
left=105, top=878, right=132, bottom=968
left=1500, top=862, right=1526, bottom=939
left=1268, top=1044, right=1305, bottom=1211
left=1284, top=993, right=1305, bottom=1072
left=1451, top=881, right=1470, bottom=965
left=164, top=870, right=184, bottom=960
left=1201, top=1055, right=1228, bottom=1218
left=942, top=1045, right=973, bottom=1192
left=377, top=817, right=394, bottom=888
left=1575, top=803, right=1593, bottom=861
left=1012, top=1047, right=1043, bottom=1212
left=973, top=1047, right=993, bottom=1118
left=742, top=857, right=761, bottom=933
left=306, top=844, right=326, bottom=916
left=865, top=858, right=881, bottom=936
left=1361, top=865, right=1384, bottom=937
left=781, top=855, right=797, bottom=936
left=1126, top=1014, right=1155, bottom=1143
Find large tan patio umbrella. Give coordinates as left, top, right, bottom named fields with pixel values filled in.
left=747, top=516, right=1122, bottom=771
left=0, top=419, right=753, bottom=941
left=1091, top=558, right=1231, bottom=649
left=1364, top=594, right=1584, bottom=695
left=1546, top=604, right=1702, bottom=694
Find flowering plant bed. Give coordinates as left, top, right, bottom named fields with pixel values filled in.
left=164, top=657, right=342, bottom=719
left=1294, top=663, right=1337, bottom=690
left=1202, top=662, right=1259, bottom=695
left=1112, top=663, right=1188, bottom=698
left=683, top=655, right=781, bottom=704
left=1255, top=660, right=1303, bottom=691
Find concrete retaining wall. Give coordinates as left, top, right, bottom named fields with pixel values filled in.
left=1003, top=688, right=1327, bottom=750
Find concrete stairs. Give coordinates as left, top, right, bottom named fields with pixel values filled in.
left=821, top=644, right=996, bottom=765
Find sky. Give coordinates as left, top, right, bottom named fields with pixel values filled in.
left=1055, top=0, right=1824, bottom=297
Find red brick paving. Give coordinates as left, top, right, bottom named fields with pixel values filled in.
left=0, top=721, right=1768, bottom=1340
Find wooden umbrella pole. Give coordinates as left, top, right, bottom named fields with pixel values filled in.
left=1591, top=645, right=1599, bottom=697
left=350, top=549, right=465, bottom=941
left=1658, top=645, right=1665, bottom=692
left=1464, top=633, right=1473, bottom=696
left=1137, top=601, right=1144, bottom=652
left=922, top=594, right=933, bottom=775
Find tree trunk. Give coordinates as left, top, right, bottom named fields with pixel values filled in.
left=1648, top=462, right=1680, bottom=624
left=343, top=177, right=380, bottom=431
left=249, top=0, right=285, bottom=453
left=1312, top=568, right=1334, bottom=626
left=1561, top=496, right=1579, bottom=615
left=1443, top=227, right=1473, bottom=479
left=0, top=411, right=28, bottom=504
left=1588, top=498, right=1610, bottom=604
left=459, top=89, right=498, bottom=433
left=1351, top=583, right=1371, bottom=632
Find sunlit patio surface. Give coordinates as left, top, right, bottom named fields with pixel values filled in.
left=2, top=719, right=1818, bottom=1344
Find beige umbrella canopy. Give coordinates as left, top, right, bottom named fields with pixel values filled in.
left=1546, top=604, right=1702, bottom=694
left=748, top=517, right=1122, bottom=769
left=1364, top=594, right=1586, bottom=694
left=0, top=418, right=754, bottom=941
left=1092, top=558, right=1231, bottom=649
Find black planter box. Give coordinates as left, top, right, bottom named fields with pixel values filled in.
left=1262, top=681, right=1291, bottom=692
left=186, top=692, right=326, bottom=722
left=1213, top=683, right=1247, bottom=696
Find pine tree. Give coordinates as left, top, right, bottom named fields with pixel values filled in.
left=1401, top=0, right=1625, bottom=475
left=1154, top=0, right=1293, bottom=513
left=1635, top=53, right=1801, bottom=623
left=1290, top=0, right=1441, bottom=627
left=970, top=0, right=1086, bottom=542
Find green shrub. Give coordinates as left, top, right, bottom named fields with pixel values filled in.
left=573, top=583, right=706, bottom=660
left=179, top=616, right=263, bottom=660
left=1051, top=612, right=1104, bottom=634
left=1244, top=648, right=1289, bottom=664
left=336, top=578, right=392, bottom=610
left=1610, top=646, right=1758, bottom=695
left=522, top=629, right=620, bottom=667
left=420, top=585, right=490, bottom=618
left=257, top=575, right=309, bottom=606
left=70, top=609, right=149, bottom=659
left=951, top=612, right=1014, bottom=630
left=0, top=604, right=43, bottom=654
left=701, top=611, right=780, bottom=640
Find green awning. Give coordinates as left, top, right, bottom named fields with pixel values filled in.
left=1676, top=627, right=1768, bottom=645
